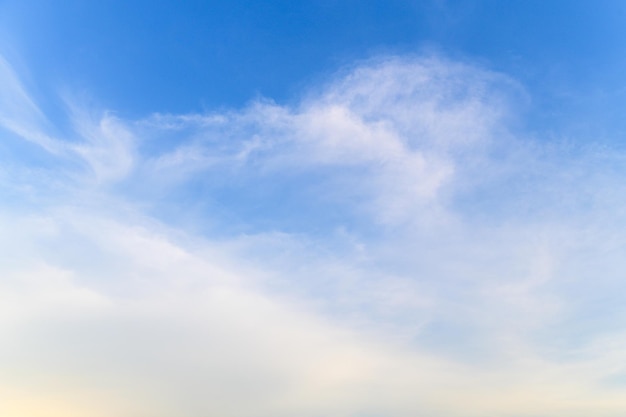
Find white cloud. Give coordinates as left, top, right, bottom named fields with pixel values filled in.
left=0, top=57, right=136, bottom=185
left=0, top=55, right=60, bottom=153
left=70, top=111, right=135, bottom=183
left=3, top=53, right=626, bottom=416
left=3, top=209, right=626, bottom=417
left=128, top=56, right=524, bottom=226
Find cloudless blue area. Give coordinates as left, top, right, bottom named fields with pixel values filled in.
left=2, top=0, right=626, bottom=139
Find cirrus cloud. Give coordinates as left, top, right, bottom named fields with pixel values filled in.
left=2, top=53, right=626, bottom=417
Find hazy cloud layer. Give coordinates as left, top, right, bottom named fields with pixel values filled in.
left=2, top=54, right=626, bottom=416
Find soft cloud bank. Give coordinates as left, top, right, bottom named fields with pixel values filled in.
left=2, top=54, right=626, bottom=417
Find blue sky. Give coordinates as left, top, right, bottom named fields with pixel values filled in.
left=3, top=1, right=626, bottom=416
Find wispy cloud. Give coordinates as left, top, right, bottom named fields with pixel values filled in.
left=0, top=54, right=60, bottom=153
left=3, top=52, right=626, bottom=416
left=134, top=57, right=522, bottom=224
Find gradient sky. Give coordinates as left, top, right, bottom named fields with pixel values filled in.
left=2, top=1, right=626, bottom=417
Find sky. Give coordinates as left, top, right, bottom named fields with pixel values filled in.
left=2, top=1, right=626, bottom=416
